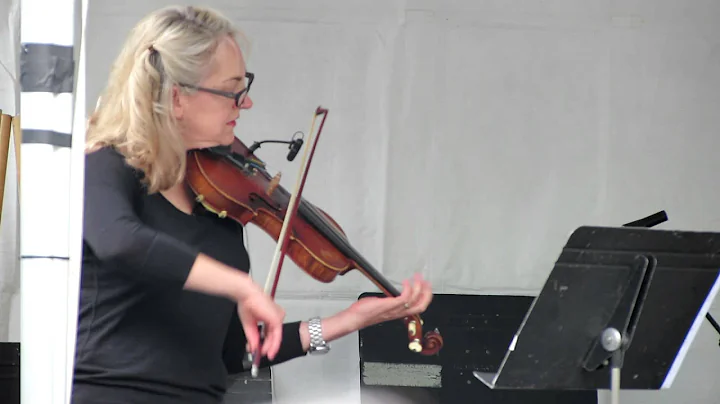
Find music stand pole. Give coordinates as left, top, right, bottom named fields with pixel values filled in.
left=611, top=352, right=621, bottom=404
left=600, top=332, right=622, bottom=404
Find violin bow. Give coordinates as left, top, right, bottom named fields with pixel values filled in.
left=249, top=106, right=329, bottom=377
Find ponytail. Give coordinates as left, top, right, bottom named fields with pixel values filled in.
left=123, top=45, right=185, bottom=193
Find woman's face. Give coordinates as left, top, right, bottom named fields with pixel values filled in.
left=175, top=35, right=253, bottom=149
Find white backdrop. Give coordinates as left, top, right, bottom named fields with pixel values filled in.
left=3, top=0, right=720, bottom=403
left=87, top=0, right=720, bottom=298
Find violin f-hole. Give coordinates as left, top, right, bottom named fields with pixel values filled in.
left=248, top=192, right=283, bottom=212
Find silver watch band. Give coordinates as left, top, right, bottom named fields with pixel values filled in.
left=308, top=316, right=330, bottom=354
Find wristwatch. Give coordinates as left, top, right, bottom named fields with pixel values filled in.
left=308, top=316, right=330, bottom=355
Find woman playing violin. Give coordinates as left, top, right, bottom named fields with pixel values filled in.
left=73, top=5, right=433, bottom=404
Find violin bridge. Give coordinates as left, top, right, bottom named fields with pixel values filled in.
left=267, top=172, right=281, bottom=196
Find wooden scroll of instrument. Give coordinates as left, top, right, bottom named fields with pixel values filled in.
left=185, top=106, right=444, bottom=374
left=0, top=112, right=13, bottom=224
left=12, top=115, right=20, bottom=190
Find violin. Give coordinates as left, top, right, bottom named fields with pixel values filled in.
left=185, top=107, right=443, bottom=363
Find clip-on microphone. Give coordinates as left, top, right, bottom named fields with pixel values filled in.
left=248, top=131, right=305, bottom=161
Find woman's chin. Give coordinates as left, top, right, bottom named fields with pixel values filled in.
left=221, top=131, right=236, bottom=145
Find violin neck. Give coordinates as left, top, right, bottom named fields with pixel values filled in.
left=297, top=199, right=401, bottom=298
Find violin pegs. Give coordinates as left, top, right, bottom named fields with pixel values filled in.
left=408, top=339, right=422, bottom=352
left=407, top=320, right=417, bottom=334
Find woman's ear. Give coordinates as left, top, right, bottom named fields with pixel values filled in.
left=172, top=85, right=184, bottom=120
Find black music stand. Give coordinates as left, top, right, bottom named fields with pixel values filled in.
left=473, top=211, right=720, bottom=404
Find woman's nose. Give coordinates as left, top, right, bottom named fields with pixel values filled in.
left=240, top=95, right=253, bottom=109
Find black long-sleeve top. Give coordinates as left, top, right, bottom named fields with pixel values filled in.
left=71, top=146, right=307, bottom=404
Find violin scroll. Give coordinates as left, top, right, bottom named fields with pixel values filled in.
left=405, top=314, right=443, bottom=355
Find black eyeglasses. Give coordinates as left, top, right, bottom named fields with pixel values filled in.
left=180, top=72, right=254, bottom=107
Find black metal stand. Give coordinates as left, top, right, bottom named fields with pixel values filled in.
left=473, top=212, right=720, bottom=404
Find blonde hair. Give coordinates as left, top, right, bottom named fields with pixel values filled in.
left=86, top=5, right=249, bottom=193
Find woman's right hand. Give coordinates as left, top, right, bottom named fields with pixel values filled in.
left=237, top=286, right=285, bottom=361
left=182, top=253, right=285, bottom=359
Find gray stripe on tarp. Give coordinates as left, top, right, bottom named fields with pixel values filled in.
left=21, top=129, right=72, bottom=148
left=20, top=43, right=75, bottom=93
left=361, top=362, right=443, bottom=388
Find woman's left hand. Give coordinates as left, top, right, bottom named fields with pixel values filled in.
left=298, top=274, right=433, bottom=350
left=343, top=273, right=433, bottom=330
